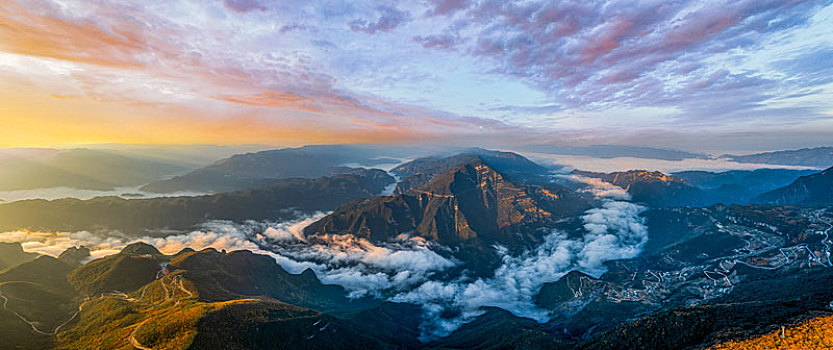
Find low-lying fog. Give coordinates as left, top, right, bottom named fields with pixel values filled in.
left=522, top=152, right=821, bottom=173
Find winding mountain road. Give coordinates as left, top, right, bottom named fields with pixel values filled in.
left=129, top=320, right=152, bottom=350
left=125, top=272, right=196, bottom=349
left=0, top=290, right=79, bottom=337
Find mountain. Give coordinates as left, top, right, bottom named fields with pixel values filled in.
left=67, top=243, right=164, bottom=296
left=0, top=242, right=39, bottom=271
left=0, top=148, right=188, bottom=191
left=55, top=244, right=388, bottom=350
left=0, top=169, right=394, bottom=234
left=141, top=145, right=414, bottom=193
left=572, top=170, right=710, bottom=207
left=753, top=166, right=833, bottom=205
left=57, top=246, right=91, bottom=267
left=520, top=144, right=707, bottom=161
left=572, top=168, right=826, bottom=207
left=722, top=146, right=833, bottom=168
left=0, top=254, right=79, bottom=349
left=672, top=168, right=819, bottom=203
left=306, top=154, right=588, bottom=249
left=392, top=148, right=549, bottom=179
left=6, top=200, right=833, bottom=350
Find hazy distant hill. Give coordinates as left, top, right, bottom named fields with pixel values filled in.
left=672, top=168, right=819, bottom=204
left=521, top=144, right=707, bottom=161
left=753, top=166, right=833, bottom=205
left=722, top=146, right=833, bottom=168
left=0, top=148, right=188, bottom=191
left=672, top=169, right=818, bottom=190
left=0, top=169, right=394, bottom=234
left=141, top=145, right=417, bottom=193
left=0, top=242, right=40, bottom=271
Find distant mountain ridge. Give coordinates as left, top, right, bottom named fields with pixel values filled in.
left=572, top=168, right=822, bottom=207
left=0, top=169, right=394, bottom=234
left=520, top=144, right=707, bottom=161
left=0, top=148, right=188, bottom=191
left=753, top=166, right=833, bottom=205
left=141, top=145, right=417, bottom=193
left=722, top=146, right=833, bottom=168
left=0, top=242, right=40, bottom=271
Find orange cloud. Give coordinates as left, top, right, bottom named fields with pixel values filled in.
left=0, top=2, right=156, bottom=68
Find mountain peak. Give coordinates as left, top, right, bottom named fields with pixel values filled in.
left=58, top=246, right=91, bottom=266
left=306, top=154, right=587, bottom=247
left=121, top=242, right=162, bottom=256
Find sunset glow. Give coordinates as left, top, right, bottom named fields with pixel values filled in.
left=1, top=0, right=831, bottom=150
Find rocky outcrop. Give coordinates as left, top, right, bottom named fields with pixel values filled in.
left=306, top=159, right=587, bottom=246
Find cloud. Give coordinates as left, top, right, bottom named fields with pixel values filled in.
left=1, top=0, right=831, bottom=149
left=393, top=180, right=648, bottom=340
left=349, top=6, right=411, bottom=34
left=555, top=174, right=632, bottom=200
left=223, top=0, right=265, bottom=13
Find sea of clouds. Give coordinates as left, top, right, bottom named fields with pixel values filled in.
left=0, top=175, right=647, bottom=341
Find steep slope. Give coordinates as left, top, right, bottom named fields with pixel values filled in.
left=722, top=146, right=833, bottom=167
left=672, top=168, right=819, bottom=203
left=141, top=145, right=407, bottom=193
left=306, top=159, right=588, bottom=247
left=753, top=166, right=833, bottom=205
left=0, top=169, right=394, bottom=234
left=0, top=148, right=187, bottom=191
left=708, top=313, right=833, bottom=349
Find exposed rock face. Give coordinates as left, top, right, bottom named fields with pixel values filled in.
left=306, top=160, right=587, bottom=246
left=391, top=149, right=549, bottom=194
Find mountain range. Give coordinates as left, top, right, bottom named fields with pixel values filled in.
left=0, top=169, right=393, bottom=234
left=4, top=200, right=833, bottom=349
left=1, top=148, right=833, bottom=349
left=140, top=145, right=425, bottom=193
left=520, top=144, right=707, bottom=161
left=721, top=146, right=833, bottom=168
left=753, top=166, right=833, bottom=205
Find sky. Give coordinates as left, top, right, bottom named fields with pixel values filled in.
left=0, top=0, right=831, bottom=151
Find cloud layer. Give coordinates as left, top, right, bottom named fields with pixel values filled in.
left=1, top=0, right=832, bottom=150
